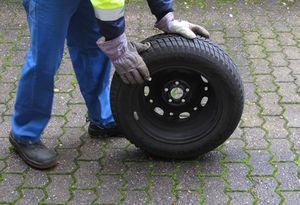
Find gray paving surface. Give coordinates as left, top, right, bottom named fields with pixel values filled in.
left=1, top=0, right=300, bottom=204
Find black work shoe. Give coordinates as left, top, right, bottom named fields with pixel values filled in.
left=9, top=132, right=58, bottom=170
left=88, top=123, right=123, bottom=137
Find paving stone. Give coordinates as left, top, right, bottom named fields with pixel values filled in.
left=228, top=192, right=253, bottom=205
left=268, top=52, right=288, bottom=67
left=273, top=66, right=294, bottom=82
left=96, top=175, right=123, bottom=204
left=211, top=31, right=225, bottom=45
left=0, top=174, right=23, bottom=202
left=16, top=189, right=44, bottom=205
left=226, top=163, right=252, bottom=190
left=150, top=176, right=175, bottom=205
left=0, top=104, right=6, bottom=116
left=23, top=169, right=48, bottom=188
left=46, top=175, right=72, bottom=203
left=152, top=161, right=174, bottom=175
left=273, top=21, right=291, bottom=33
left=264, top=116, right=288, bottom=138
left=256, top=75, right=276, bottom=92
left=244, top=128, right=268, bottom=149
left=54, top=75, right=75, bottom=93
left=65, top=104, right=87, bottom=127
left=260, top=27, right=276, bottom=39
left=244, top=83, right=257, bottom=102
left=41, top=116, right=65, bottom=139
left=59, top=127, right=84, bottom=148
left=247, top=45, right=266, bottom=59
left=283, top=46, right=300, bottom=59
left=123, top=191, right=148, bottom=205
left=176, top=163, right=200, bottom=190
left=52, top=93, right=71, bottom=115
left=275, top=163, right=300, bottom=190
left=260, top=92, right=282, bottom=115
left=69, top=85, right=85, bottom=104
left=284, top=104, right=300, bottom=127
left=248, top=150, right=274, bottom=175
left=251, top=59, right=272, bottom=74
left=230, top=126, right=243, bottom=139
left=282, top=192, right=300, bottom=205
left=226, top=38, right=244, bottom=52
left=58, top=58, right=74, bottom=75
left=125, top=162, right=148, bottom=190
left=0, top=82, right=13, bottom=104
left=3, top=29, right=19, bottom=42
left=0, top=67, right=19, bottom=82
left=177, top=191, right=201, bottom=205
left=17, top=36, right=30, bottom=51
left=9, top=50, right=26, bottom=65
left=199, top=151, right=223, bottom=175
left=0, top=116, right=11, bottom=139
left=203, top=177, right=228, bottom=205
left=105, top=137, right=130, bottom=149
left=290, top=128, right=300, bottom=150
left=125, top=144, right=151, bottom=161
left=251, top=177, right=280, bottom=205
left=289, top=60, right=300, bottom=74
left=263, top=39, right=281, bottom=52
left=0, top=43, right=12, bottom=61
left=101, top=149, right=126, bottom=174
left=4, top=152, right=27, bottom=173
left=74, top=161, right=100, bottom=188
left=69, top=190, right=97, bottom=205
left=49, top=149, right=78, bottom=174
left=0, top=160, right=5, bottom=171
left=278, top=83, right=300, bottom=103
left=223, top=139, right=246, bottom=161
left=79, top=138, right=103, bottom=160
left=0, top=138, right=11, bottom=159
left=244, top=32, right=261, bottom=45
left=277, top=33, right=297, bottom=46
left=242, top=103, right=263, bottom=127
left=270, top=139, right=294, bottom=161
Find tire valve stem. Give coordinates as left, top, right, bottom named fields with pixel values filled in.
left=133, top=111, right=139, bottom=121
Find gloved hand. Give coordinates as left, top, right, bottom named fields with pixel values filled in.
left=97, top=33, right=151, bottom=84
left=155, top=12, right=210, bottom=39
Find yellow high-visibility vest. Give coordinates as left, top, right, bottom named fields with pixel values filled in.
left=90, top=0, right=125, bottom=21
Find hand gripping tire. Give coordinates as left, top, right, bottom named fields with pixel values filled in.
left=110, top=34, right=244, bottom=159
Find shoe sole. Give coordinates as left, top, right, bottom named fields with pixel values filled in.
left=9, top=135, right=58, bottom=170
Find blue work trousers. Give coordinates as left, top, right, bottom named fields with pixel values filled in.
left=12, top=0, right=115, bottom=144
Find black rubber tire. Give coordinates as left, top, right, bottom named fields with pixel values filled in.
left=110, top=34, right=244, bottom=159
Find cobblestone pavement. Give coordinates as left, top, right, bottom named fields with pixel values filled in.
left=1, top=0, right=300, bottom=204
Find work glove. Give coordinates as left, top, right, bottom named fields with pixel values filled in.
left=155, top=12, right=210, bottom=39
left=97, top=33, right=151, bottom=84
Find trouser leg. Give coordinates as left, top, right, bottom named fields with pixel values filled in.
left=12, top=0, right=80, bottom=143
left=66, top=0, right=115, bottom=128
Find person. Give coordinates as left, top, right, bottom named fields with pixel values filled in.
left=9, top=0, right=209, bottom=170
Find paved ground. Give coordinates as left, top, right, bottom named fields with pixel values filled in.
left=1, top=0, right=300, bottom=204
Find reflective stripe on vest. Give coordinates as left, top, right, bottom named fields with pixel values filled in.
left=91, top=0, right=125, bottom=21
left=94, top=7, right=124, bottom=21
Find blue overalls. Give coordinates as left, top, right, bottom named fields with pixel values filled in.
left=12, top=0, right=173, bottom=144
left=12, top=0, right=115, bottom=144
